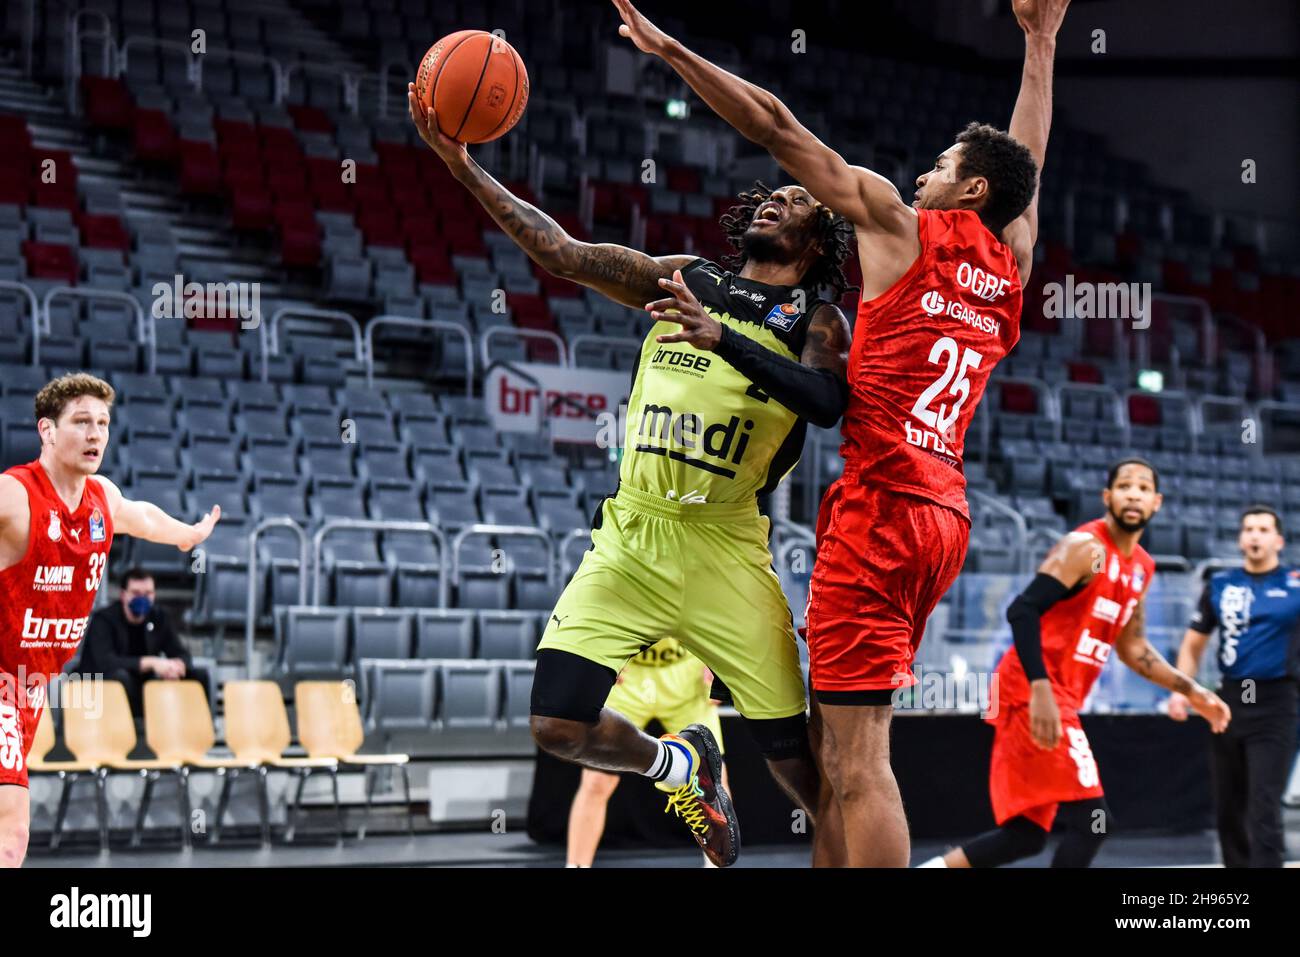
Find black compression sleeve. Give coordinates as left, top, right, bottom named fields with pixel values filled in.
left=713, top=324, right=848, bottom=428
left=1005, top=573, right=1072, bottom=682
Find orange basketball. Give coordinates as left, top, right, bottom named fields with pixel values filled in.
left=414, top=30, right=529, bottom=145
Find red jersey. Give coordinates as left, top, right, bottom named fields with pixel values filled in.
left=840, top=208, right=1022, bottom=519
left=995, top=518, right=1156, bottom=714
left=0, top=461, right=114, bottom=697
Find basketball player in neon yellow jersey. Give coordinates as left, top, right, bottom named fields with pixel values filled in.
left=411, top=79, right=856, bottom=866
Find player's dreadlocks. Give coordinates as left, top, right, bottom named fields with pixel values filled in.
left=717, top=181, right=856, bottom=302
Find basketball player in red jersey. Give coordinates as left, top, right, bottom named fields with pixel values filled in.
left=921, top=459, right=1230, bottom=867
left=613, top=0, right=1065, bottom=864
left=0, top=373, right=220, bottom=866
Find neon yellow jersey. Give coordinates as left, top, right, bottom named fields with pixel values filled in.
left=620, top=258, right=827, bottom=504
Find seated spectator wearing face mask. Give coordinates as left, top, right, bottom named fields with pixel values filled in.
left=78, top=566, right=209, bottom=717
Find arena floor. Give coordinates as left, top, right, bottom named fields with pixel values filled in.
left=21, top=810, right=1300, bottom=868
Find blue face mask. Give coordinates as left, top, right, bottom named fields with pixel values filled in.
left=127, top=595, right=152, bottom=618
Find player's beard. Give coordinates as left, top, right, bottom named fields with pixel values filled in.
left=741, top=226, right=792, bottom=265
left=1110, top=505, right=1149, bottom=533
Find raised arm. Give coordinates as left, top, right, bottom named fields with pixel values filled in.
left=1001, top=0, right=1071, bottom=274
left=1115, top=599, right=1229, bottom=732
left=610, top=0, right=911, bottom=238
left=407, top=85, right=692, bottom=310
left=94, top=476, right=219, bottom=552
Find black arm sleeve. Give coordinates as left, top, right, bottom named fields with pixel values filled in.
left=713, top=324, right=848, bottom=429
left=1005, top=573, right=1072, bottom=682
left=1187, top=581, right=1217, bottom=634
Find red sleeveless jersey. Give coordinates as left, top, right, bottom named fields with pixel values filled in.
left=995, top=518, right=1156, bottom=714
left=0, top=461, right=114, bottom=690
left=841, top=208, right=1022, bottom=518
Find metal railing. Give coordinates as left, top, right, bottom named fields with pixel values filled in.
left=968, top=488, right=1030, bottom=573
left=450, top=524, right=555, bottom=592
left=559, top=528, right=591, bottom=578
left=0, top=281, right=41, bottom=345
left=365, top=315, right=473, bottom=395
left=311, top=519, right=448, bottom=608
left=479, top=326, right=568, bottom=369
left=66, top=10, right=114, bottom=113
left=40, top=287, right=153, bottom=372
left=260, top=306, right=363, bottom=382
left=1252, top=401, right=1300, bottom=456
left=245, top=518, right=308, bottom=679
left=118, top=37, right=199, bottom=93
left=282, top=60, right=361, bottom=111
left=568, top=334, right=641, bottom=367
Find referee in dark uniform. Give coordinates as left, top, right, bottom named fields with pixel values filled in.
left=1171, top=505, right=1300, bottom=867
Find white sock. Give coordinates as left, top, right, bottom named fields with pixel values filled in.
left=917, top=856, right=948, bottom=868
left=644, top=736, right=694, bottom=787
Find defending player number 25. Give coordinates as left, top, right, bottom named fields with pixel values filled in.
left=911, top=337, right=984, bottom=436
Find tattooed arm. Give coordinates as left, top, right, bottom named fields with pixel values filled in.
left=1115, top=598, right=1231, bottom=732
left=408, top=84, right=691, bottom=309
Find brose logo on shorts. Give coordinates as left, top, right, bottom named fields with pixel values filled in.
left=0, top=700, right=23, bottom=772
left=1066, top=725, right=1099, bottom=789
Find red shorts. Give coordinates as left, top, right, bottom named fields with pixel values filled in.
left=0, top=670, right=45, bottom=789
left=805, top=478, right=968, bottom=693
left=988, top=705, right=1105, bottom=830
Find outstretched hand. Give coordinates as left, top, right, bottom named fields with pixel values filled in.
left=1012, top=0, right=1071, bottom=37
left=610, top=0, right=676, bottom=57
left=407, top=82, right=469, bottom=170
left=177, top=504, right=220, bottom=552
left=646, top=270, right=722, bottom=351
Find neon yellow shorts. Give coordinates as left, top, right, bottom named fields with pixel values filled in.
left=605, top=653, right=723, bottom=749
left=539, top=484, right=806, bottom=721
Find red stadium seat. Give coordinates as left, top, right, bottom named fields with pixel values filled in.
left=409, top=244, right=455, bottom=284
left=357, top=207, right=404, bottom=247
left=1000, top=382, right=1039, bottom=415
left=1067, top=361, right=1103, bottom=384
left=279, top=220, right=322, bottom=268
left=80, top=76, right=134, bottom=132
left=0, top=113, right=33, bottom=150
left=22, top=242, right=78, bottom=284
left=666, top=165, right=702, bottom=194
left=230, top=185, right=275, bottom=232
left=1127, top=394, right=1162, bottom=427
left=288, top=105, right=332, bottom=133
left=77, top=213, right=130, bottom=251
left=179, top=141, right=222, bottom=196
left=132, top=109, right=178, bottom=163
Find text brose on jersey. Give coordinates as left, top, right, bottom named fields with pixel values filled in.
left=841, top=208, right=1022, bottom=519
left=0, top=461, right=114, bottom=708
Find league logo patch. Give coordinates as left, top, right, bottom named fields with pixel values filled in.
left=89, top=507, right=106, bottom=543
left=47, top=509, right=60, bottom=542
left=764, top=302, right=800, bottom=331
left=1132, top=564, right=1145, bottom=593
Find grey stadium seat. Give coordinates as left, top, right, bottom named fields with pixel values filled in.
left=438, top=662, right=501, bottom=730
left=414, top=610, right=474, bottom=659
